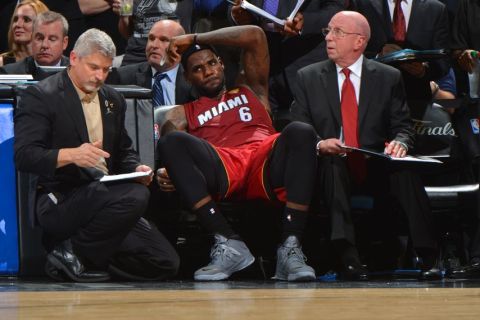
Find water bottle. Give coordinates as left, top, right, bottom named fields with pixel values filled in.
left=468, top=50, right=480, bottom=98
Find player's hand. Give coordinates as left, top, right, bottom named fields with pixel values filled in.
left=384, top=140, right=407, bottom=158
left=156, top=167, right=176, bottom=192
left=231, top=0, right=254, bottom=25
left=135, top=165, right=153, bottom=186
left=457, top=49, right=477, bottom=73
left=166, top=34, right=196, bottom=65
left=68, top=140, right=110, bottom=167
left=317, top=138, right=346, bottom=155
left=280, top=12, right=303, bottom=36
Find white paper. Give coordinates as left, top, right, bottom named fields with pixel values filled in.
left=100, top=170, right=151, bottom=182
left=390, top=155, right=443, bottom=164
left=287, top=0, right=305, bottom=21
left=342, top=145, right=443, bottom=164
left=241, top=0, right=285, bottom=26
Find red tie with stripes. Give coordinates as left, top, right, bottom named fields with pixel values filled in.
left=393, top=0, right=406, bottom=44
left=341, top=68, right=366, bottom=184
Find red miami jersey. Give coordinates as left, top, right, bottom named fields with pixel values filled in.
left=184, top=86, right=276, bottom=148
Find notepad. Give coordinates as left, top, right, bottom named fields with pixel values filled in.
left=374, top=49, right=447, bottom=65
left=227, top=0, right=305, bottom=26
left=100, top=170, right=152, bottom=182
left=341, top=145, right=443, bottom=164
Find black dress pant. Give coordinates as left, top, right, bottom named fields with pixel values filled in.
left=36, top=181, right=179, bottom=279
left=317, top=155, right=437, bottom=251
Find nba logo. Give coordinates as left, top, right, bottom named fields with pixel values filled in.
left=471, top=118, right=480, bottom=134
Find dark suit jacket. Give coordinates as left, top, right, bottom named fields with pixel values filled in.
left=230, top=0, right=344, bottom=111
left=291, top=58, right=415, bottom=151
left=0, top=56, right=70, bottom=80
left=107, top=62, right=196, bottom=105
left=450, top=0, right=480, bottom=96
left=353, top=0, right=450, bottom=100
left=14, top=69, right=140, bottom=225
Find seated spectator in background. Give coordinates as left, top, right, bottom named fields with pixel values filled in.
left=26, top=1, right=128, bottom=56
left=291, top=11, right=440, bottom=280
left=111, top=0, right=194, bottom=66
left=230, top=0, right=344, bottom=129
left=447, top=0, right=480, bottom=279
left=108, top=19, right=195, bottom=106
left=431, top=68, right=456, bottom=101
left=353, top=0, right=450, bottom=101
left=450, top=0, right=480, bottom=98
left=0, top=11, right=69, bottom=80
left=14, top=28, right=179, bottom=282
left=0, top=0, right=49, bottom=66
left=157, top=25, right=318, bottom=281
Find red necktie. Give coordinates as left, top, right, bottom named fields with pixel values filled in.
left=341, top=68, right=366, bottom=184
left=393, top=0, right=406, bottom=44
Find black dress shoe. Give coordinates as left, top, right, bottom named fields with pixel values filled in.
left=47, top=244, right=110, bottom=283
left=44, top=260, right=68, bottom=281
left=341, top=262, right=369, bottom=281
left=446, top=259, right=480, bottom=279
left=416, top=248, right=443, bottom=281
left=334, top=241, right=369, bottom=281
left=418, top=266, right=442, bottom=280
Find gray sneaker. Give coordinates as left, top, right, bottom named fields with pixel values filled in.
left=194, top=234, right=255, bottom=281
left=273, top=235, right=316, bottom=281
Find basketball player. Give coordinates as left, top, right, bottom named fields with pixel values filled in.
left=156, top=25, right=318, bottom=282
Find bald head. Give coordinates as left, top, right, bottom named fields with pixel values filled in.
left=334, top=11, right=371, bottom=41
left=325, top=11, right=371, bottom=67
left=146, top=19, right=185, bottom=71
left=151, top=20, right=185, bottom=38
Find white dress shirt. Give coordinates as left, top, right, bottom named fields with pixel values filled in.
left=336, top=55, right=364, bottom=104
left=388, top=0, right=413, bottom=29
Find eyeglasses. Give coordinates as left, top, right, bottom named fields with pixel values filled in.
left=321, top=27, right=362, bottom=38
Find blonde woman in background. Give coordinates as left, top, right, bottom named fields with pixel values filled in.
left=0, top=0, right=49, bottom=66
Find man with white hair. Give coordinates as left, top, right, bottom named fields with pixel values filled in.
left=14, top=28, right=180, bottom=282
left=291, top=11, right=440, bottom=281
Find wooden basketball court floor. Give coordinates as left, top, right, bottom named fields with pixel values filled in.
left=1, top=278, right=480, bottom=319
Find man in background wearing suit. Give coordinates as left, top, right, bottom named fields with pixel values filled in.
left=291, top=11, right=440, bottom=280
left=108, top=19, right=195, bottom=106
left=107, top=19, right=196, bottom=247
left=0, top=11, right=70, bottom=80
left=353, top=0, right=450, bottom=102
left=14, top=28, right=179, bottom=282
left=230, top=0, right=344, bottom=129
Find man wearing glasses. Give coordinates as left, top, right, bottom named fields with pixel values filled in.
left=291, top=11, right=440, bottom=281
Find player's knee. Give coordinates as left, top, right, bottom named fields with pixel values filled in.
left=282, top=121, right=317, bottom=146
left=157, top=131, right=191, bottom=161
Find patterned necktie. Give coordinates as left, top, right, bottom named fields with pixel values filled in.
left=152, top=72, right=167, bottom=107
left=263, top=0, right=279, bottom=15
left=341, top=68, right=366, bottom=184
left=392, top=0, right=406, bottom=44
